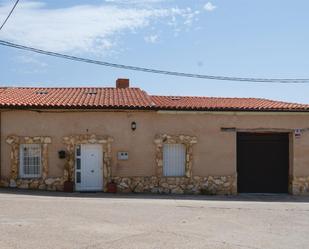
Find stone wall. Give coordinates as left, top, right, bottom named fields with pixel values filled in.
left=112, top=175, right=237, bottom=194
left=0, top=177, right=64, bottom=191
left=291, top=176, right=309, bottom=195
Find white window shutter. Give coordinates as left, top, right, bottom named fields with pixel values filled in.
left=163, top=144, right=186, bottom=177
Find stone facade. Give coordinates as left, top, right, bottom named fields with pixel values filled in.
left=112, top=175, right=237, bottom=194
left=62, top=134, right=113, bottom=191
left=0, top=177, right=64, bottom=191
left=292, top=176, right=309, bottom=195
left=3, top=132, right=305, bottom=195
left=108, top=134, right=236, bottom=195
left=2, top=135, right=64, bottom=190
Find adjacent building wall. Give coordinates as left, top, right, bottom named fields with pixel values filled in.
left=0, top=109, right=309, bottom=194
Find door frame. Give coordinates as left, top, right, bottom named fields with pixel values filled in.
left=236, top=132, right=291, bottom=194
left=63, top=134, right=113, bottom=192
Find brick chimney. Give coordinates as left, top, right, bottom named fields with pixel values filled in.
left=116, top=78, right=129, bottom=89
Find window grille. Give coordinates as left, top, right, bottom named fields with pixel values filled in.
left=19, top=144, right=41, bottom=178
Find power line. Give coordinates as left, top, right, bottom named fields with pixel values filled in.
left=0, top=0, right=20, bottom=31
left=0, top=39, right=309, bottom=83
left=0, top=1, right=307, bottom=84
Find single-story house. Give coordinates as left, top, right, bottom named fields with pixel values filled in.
left=0, top=78, right=308, bottom=195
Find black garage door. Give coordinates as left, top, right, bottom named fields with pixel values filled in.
left=237, top=133, right=289, bottom=193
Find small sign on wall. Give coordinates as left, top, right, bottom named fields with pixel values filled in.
left=295, top=129, right=302, bottom=138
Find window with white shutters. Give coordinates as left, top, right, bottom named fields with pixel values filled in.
left=163, top=144, right=186, bottom=177
left=19, top=144, right=41, bottom=178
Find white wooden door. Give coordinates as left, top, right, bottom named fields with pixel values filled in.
left=75, top=144, right=103, bottom=191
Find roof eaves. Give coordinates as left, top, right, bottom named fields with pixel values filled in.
left=154, top=106, right=309, bottom=112
left=0, top=104, right=156, bottom=111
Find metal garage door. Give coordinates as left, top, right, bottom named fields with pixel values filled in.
left=237, top=133, right=289, bottom=193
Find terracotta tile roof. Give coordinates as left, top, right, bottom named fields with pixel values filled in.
left=0, top=87, right=308, bottom=112
left=150, top=96, right=309, bottom=111
left=0, top=87, right=154, bottom=108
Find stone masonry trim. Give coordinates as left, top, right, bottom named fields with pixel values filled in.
left=292, top=176, right=309, bottom=195
left=154, top=134, right=197, bottom=178
left=62, top=134, right=113, bottom=191
left=112, top=175, right=237, bottom=194
left=2, top=135, right=63, bottom=190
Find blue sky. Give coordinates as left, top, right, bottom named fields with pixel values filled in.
left=0, top=0, right=309, bottom=103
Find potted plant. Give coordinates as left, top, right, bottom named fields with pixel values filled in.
left=63, top=159, right=74, bottom=192
left=64, top=180, right=74, bottom=192
left=107, top=180, right=117, bottom=193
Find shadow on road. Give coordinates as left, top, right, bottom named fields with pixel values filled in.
left=0, top=188, right=309, bottom=203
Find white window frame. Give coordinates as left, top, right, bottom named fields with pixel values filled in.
left=163, top=143, right=186, bottom=177
left=19, top=144, right=42, bottom=178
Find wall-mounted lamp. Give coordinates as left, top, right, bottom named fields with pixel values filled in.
left=131, top=121, right=137, bottom=131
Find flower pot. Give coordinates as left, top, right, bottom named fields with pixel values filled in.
left=63, top=181, right=74, bottom=192
left=107, top=182, right=117, bottom=193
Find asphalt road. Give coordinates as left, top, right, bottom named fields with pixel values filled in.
left=0, top=190, right=308, bottom=249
